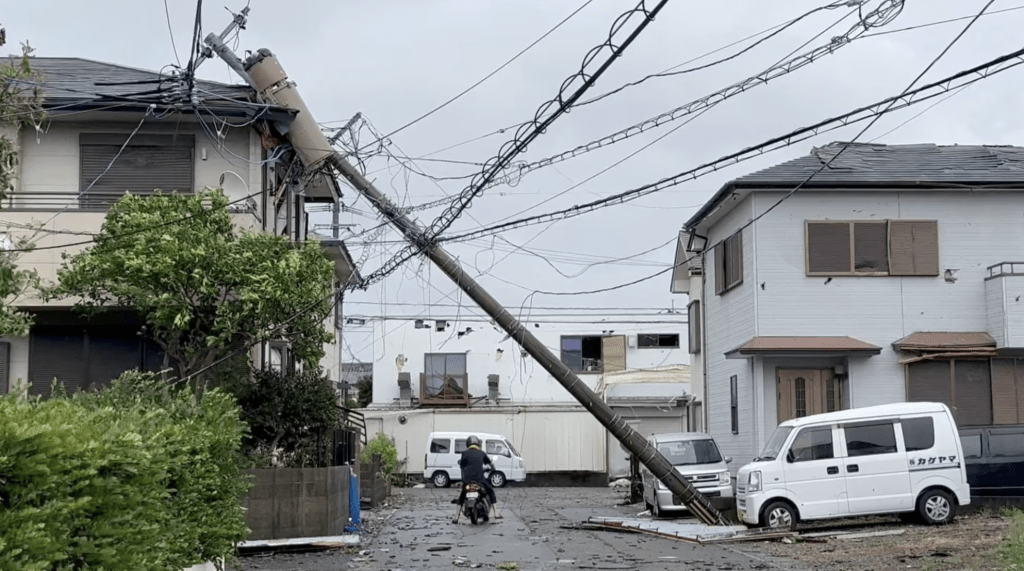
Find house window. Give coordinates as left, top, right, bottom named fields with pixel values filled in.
left=422, top=353, right=468, bottom=403
left=806, top=220, right=939, bottom=277
left=561, top=336, right=603, bottom=373
left=79, top=133, right=195, bottom=208
left=730, top=375, right=738, bottom=434
left=637, top=333, right=680, bottom=348
left=687, top=301, right=701, bottom=354
left=714, top=231, right=743, bottom=294
left=907, top=359, right=992, bottom=426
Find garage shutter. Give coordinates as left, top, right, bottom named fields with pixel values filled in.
left=30, top=328, right=87, bottom=397
left=88, top=333, right=143, bottom=391
left=907, top=360, right=953, bottom=410
left=954, top=360, right=992, bottom=426
left=0, top=342, right=9, bottom=394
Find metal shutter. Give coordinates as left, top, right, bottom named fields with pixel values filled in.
left=0, top=342, right=9, bottom=394
left=30, top=328, right=87, bottom=397
left=87, top=331, right=143, bottom=391
left=954, top=360, right=992, bottom=426
left=991, top=358, right=1020, bottom=424
left=806, top=222, right=851, bottom=274
left=80, top=133, right=195, bottom=207
left=888, top=220, right=939, bottom=276
left=714, top=241, right=725, bottom=294
left=907, top=360, right=953, bottom=411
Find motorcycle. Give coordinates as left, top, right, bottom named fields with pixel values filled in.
left=452, top=470, right=497, bottom=525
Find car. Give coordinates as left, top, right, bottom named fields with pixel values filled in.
left=640, top=432, right=734, bottom=517
left=958, top=424, right=1024, bottom=497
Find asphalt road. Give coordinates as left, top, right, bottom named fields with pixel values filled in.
left=324, top=486, right=809, bottom=571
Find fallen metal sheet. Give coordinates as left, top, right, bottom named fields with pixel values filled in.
left=835, top=529, right=906, bottom=540
left=580, top=517, right=795, bottom=544
left=238, top=534, right=361, bottom=550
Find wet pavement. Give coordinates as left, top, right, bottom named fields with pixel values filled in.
left=346, top=486, right=806, bottom=570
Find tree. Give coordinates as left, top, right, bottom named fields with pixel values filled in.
left=49, top=188, right=337, bottom=388
left=355, top=374, right=373, bottom=408
left=0, top=47, right=45, bottom=337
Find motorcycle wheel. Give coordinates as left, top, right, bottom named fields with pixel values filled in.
left=468, top=502, right=478, bottom=525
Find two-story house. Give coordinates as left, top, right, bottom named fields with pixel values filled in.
left=672, top=141, right=1024, bottom=470
left=360, top=315, right=695, bottom=483
left=0, top=56, right=356, bottom=397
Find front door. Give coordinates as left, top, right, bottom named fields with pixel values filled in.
left=782, top=426, right=849, bottom=519
left=778, top=369, right=842, bottom=423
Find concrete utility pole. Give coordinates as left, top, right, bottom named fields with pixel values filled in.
left=211, top=45, right=728, bottom=526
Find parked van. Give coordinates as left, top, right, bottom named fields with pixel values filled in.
left=958, top=424, right=1024, bottom=497
left=640, top=432, right=734, bottom=517
left=735, top=402, right=970, bottom=529
left=424, top=432, right=527, bottom=489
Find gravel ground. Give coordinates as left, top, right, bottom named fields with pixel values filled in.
left=752, top=510, right=1013, bottom=571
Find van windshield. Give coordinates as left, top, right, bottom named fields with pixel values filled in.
left=657, top=439, right=723, bottom=466
left=756, top=426, right=793, bottom=461
left=505, top=440, right=520, bottom=457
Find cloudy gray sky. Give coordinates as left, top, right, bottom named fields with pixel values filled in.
left=6, top=1, right=1022, bottom=361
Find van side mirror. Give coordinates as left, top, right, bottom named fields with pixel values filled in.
left=724, top=457, right=733, bottom=464
left=786, top=449, right=796, bottom=463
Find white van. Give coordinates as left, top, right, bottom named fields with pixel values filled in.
left=424, top=432, right=527, bottom=488
left=736, top=402, right=970, bottom=529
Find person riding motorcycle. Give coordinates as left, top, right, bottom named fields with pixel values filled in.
left=452, top=435, right=500, bottom=521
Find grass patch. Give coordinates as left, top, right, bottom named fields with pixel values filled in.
left=1002, top=509, right=1024, bottom=570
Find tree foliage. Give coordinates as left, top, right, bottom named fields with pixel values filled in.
left=355, top=374, right=373, bottom=408
left=49, top=188, right=337, bottom=386
left=227, top=367, right=341, bottom=467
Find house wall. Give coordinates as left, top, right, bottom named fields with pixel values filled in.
left=701, top=195, right=758, bottom=469
left=368, top=316, right=690, bottom=406
left=361, top=407, right=607, bottom=475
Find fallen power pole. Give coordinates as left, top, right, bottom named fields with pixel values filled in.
left=210, top=42, right=728, bottom=527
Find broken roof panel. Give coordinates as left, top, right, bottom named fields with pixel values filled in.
left=892, top=332, right=997, bottom=351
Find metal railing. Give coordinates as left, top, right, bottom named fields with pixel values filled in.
left=987, top=262, right=1024, bottom=279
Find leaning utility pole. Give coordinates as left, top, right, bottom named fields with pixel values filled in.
left=210, top=43, right=728, bottom=530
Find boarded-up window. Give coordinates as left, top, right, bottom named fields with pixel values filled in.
left=806, top=220, right=937, bottom=276
left=714, top=231, right=743, bottom=295
left=806, top=221, right=890, bottom=275
left=602, top=336, right=627, bottom=373
left=888, top=220, right=939, bottom=276
left=687, top=301, right=701, bottom=354
left=907, top=359, right=992, bottom=426
left=990, top=359, right=1024, bottom=424
left=80, top=133, right=195, bottom=208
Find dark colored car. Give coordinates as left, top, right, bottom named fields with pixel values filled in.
left=958, top=424, right=1024, bottom=497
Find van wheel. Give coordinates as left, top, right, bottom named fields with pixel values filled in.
left=489, top=471, right=507, bottom=488
left=432, top=471, right=451, bottom=488
left=917, top=490, right=956, bottom=525
left=762, top=501, right=797, bottom=530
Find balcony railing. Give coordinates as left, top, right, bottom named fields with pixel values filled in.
left=987, top=262, right=1024, bottom=280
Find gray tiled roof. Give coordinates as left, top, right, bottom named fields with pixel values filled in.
left=731, top=142, right=1024, bottom=186
left=6, top=56, right=292, bottom=118
left=686, top=141, right=1024, bottom=229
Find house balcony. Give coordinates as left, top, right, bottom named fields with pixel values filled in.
left=985, top=262, right=1024, bottom=349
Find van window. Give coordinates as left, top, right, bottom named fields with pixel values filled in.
left=486, top=440, right=511, bottom=457
left=990, top=432, right=1024, bottom=457
left=506, top=440, right=520, bottom=457
left=960, top=434, right=982, bottom=459
left=657, top=439, right=723, bottom=466
left=788, top=428, right=834, bottom=462
left=454, top=439, right=468, bottom=453
left=845, top=422, right=897, bottom=457
left=901, top=417, right=935, bottom=451
left=430, top=438, right=451, bottom=454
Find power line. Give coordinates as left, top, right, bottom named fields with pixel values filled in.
left=437, top=44, right=1024, bottom=245
left=163, top=0, right=183, bottom=68
left=861, top=3, right=1024, bottom=38
left=375, top=0, right=595, bottom=142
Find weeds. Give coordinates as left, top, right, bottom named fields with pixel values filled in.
left=1002, top=509, right=1024, bottom=570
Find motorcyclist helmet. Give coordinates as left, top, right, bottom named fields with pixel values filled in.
left=467, top=435, right=481, bottom=448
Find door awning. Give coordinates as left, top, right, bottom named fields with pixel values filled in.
left=725, top=336, right=882, bottom=359
left=892, top=332, right=997, bottom=364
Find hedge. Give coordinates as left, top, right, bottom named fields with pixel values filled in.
left=0, top=372, right=251, bottom=571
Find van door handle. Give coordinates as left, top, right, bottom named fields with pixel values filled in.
left=847, top=464, right=859, bottom=473
left=827, top=466, right=839, bottom=475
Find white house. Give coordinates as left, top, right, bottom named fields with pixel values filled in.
left=360, top=314, right=692, bottom=482
left=672, top=141, right=1024, bottom=472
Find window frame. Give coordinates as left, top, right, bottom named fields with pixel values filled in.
left=637, top=333, right=680, bottom=349
left=804, top=219, right=939, bottom=277
left=79, top=133, right=196, bottom=208
left=730, top=375, right=739, bottom=435
left=687, top=300, right=701, bottom=354
left=714, top=230, right=743, bottom=295
left=786, top=427, right=835, bottom=463
left=560, top=335, right=604, bottom=374
left=842, top=421, right=899, bottom=458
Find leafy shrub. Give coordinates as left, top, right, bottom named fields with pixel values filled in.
left=361, top=432, right=403, bottom=486
left=0, top=371, right=250, bottom=570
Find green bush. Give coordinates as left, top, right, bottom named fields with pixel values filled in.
left=1003, top=509, right=1024, bottom=570
left=361, top=432, right=402, bottom=486
left=0, top=371, right=250, bottom=570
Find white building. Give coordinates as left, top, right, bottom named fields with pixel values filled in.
left=361, top=314, right=693, bottom=481
left=673, top=142, right=1024, bottom=473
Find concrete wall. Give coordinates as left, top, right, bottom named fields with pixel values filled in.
left=241, top=466, right=351, bottom=540
left=368, top=316, right=690, bottom=406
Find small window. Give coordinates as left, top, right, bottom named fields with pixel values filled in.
left=730, top=375, right=738, bottom=435
left=901, top=417, right=935, bottom=452
left=990, top=431, right=1024, bottom=457
left=960, top=434, right=982, bottom=459
left=486, top=440, right=510, bottom=457
left=454, top=439, right=468, bottom=453
left=714, top=231, right=743, bottom=295
left=430, top=439, right=451, bottom=454
left=844, top=422, right=898, bottom=457
left=561, top=335, right=603, bottom=373
left=788, top=428, right=834, bottom=462
left=638, top=333, right=680, bottom=348
left=687, top=301, right=701, bottom=354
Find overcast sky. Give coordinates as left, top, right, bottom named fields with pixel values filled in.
left=5, top=1, right=1023, bottom=362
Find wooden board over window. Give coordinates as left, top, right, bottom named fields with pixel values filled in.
left=806, top=220, right=938, bottom=277
left=991, top=359, right=1024, bottom=424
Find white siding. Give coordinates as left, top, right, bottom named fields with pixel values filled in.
left=985, top=274, right=1024, bottom=348
left=702, top=196, right=758, bottom=467
left=986, top=277, right=1007, bottom=347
